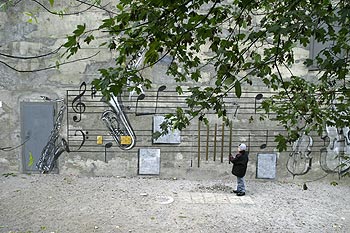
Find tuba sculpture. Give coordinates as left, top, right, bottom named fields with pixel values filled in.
left=101, top=49, right=145, bottom=150
left=101, top=94, right=136, bottom=150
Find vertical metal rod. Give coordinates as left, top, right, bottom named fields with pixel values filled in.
left=213, top=124, right=217, bottom=161
left=221, top=122, right=225, bottom=163
left=198, top=120, right=201, bottom=168
left=229, top=121, right=233, bottom=156
left=248, top=132, right=251, bottom=152
left=206, top=124, right=209, bottom=161
left=338, top=128, right=344, bottom=179
left=66, top=90, right=69, bottom=147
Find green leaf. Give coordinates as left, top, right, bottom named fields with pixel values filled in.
left=28, top=152, right=34, bottom=167
left=224, top=76, right=235, bottom=86
left=2, top=173, right=16, bottom=177
left=84, top=35, right=95, bottom=44
left=330, top=181, right=338, bottom=186
left=116, top=4, right=123, bottom=11
left=49, top=0, right=54, bottom=7
left=73, top=24, right=86, bottom=37
left=99, top=42, right=107, bottom=47
left=145, top=48, right=159, bottom=64
left=99, top=18, right=115, bottom=29
left=63, top=36, right=77, bottom=48
left=55, top=60, right=60, bottom=69
left=275, top=134, right=288, bottom=152
left=234, top=81, right=241, bottom=98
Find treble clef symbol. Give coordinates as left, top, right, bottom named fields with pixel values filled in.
left=72, top=82, right=87, bottom=122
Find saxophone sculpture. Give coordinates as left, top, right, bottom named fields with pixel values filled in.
left=101, top=49, right=144, bottom=150
left=102, top=94, right=136, bottom=150
left=37, top=97, right=70, bottom=173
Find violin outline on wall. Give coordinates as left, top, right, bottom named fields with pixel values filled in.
left=320, top=126, right=350, bottom=174
left=286, top=132, right=313, bottom=177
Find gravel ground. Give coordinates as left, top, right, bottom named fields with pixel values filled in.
left=0, top=174, right=349, bottom=233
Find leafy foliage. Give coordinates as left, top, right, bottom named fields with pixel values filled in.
left=7, top=0, right=350, bottom=150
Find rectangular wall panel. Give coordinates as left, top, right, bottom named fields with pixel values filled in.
left=21, top=102, right=54, bottom=173
left=256, top=153, right=277, bottom=179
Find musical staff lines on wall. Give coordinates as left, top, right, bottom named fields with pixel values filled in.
left=65, top=83, right=329, bottom=162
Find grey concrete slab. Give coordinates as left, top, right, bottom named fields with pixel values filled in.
left=177, top=192, right=255, bottom=205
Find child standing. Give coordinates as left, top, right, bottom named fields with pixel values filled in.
left=229, top=143, right=249, bottom=196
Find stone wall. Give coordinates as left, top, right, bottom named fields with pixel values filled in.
left=0, top=1, right=346, bottom=183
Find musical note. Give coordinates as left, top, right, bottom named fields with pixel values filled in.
left=254, top=93, right=263, bottom=114
left=260, top=130, right=268, bottom=149
left=74, top=130, right=88, bottom=150
left=135, top=93, right=146, bottom=116
left=135, top=88, right=167, bottom=116
left=72, top=82, right=87, bottom=122
left=233, top=102, right=240, bottom=118
left=91, top=85, right=97, bottom=99
left=155, top=85, right=166, bottom=114
left=104, top=142, right=113, bottom=163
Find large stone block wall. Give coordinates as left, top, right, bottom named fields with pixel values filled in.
left=0, top=1, right=347, bottom=183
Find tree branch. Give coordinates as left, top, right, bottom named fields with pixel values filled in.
left=0, top=45, right=63, bottom=60
left=0, top=51, right=99, bottom=72
left=30, top=0, right=95, bottom=16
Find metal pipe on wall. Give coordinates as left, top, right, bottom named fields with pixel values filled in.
left=229, top=121, right=233, bottom=158
left=198, top=120, right=201, bottom=168
left=213, top=124, right=217, bottom=161
left=206, top=124, right=209, bottom=161
left=221, top=122, right=225, bottom=163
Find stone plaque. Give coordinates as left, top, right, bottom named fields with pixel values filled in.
left=138, top=148, right=161, bottom=175
left=256, top=153, right=277, bottom=179
left=153, top=115, right=181, bottom=144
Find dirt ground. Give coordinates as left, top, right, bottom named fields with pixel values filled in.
left=0, top=174, right=349, bottom=233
